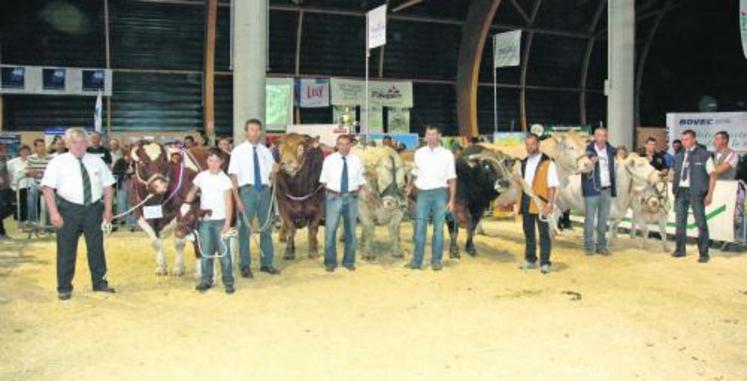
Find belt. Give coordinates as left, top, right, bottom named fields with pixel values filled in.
left=326, top=189, right=358, bottom=196
left=240, top=184, right=268, bottom=190
left=58, top=197, right=102, bottom=207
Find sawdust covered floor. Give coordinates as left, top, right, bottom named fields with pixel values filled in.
left=0, top=219, right=745, bottom=381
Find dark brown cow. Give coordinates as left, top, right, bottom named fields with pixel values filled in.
left=275, top=133, right=325, bottom=260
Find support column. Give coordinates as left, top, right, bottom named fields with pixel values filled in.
left=606, top=0, right=635, bottom=148
left=233, top=0, right=268, bottom=141
left=203, top=0, right=217, bottom=144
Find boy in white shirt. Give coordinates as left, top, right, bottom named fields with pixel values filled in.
left=184, top=148, right=235, bottom=294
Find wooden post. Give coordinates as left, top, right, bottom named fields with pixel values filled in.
left=203, top=0, right=218, bottom=144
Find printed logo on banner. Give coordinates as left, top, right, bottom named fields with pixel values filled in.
left=667, top=112, right=747, bottom=153
left=299, top=79, right=330, bottom=108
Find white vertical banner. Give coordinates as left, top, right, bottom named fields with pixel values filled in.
left=94, top=91, right=102, bottom=133
left=493, top=30, right=522, bottom=68
left=741, top=0, right=747, bottom=59
left=367, top=4, right=388, bottom=49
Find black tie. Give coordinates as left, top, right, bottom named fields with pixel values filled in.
left=79, top=158, right=92, bottom=206
left=340, top=156, right=349, bottom=193
left=682, top=152, right=690, bottom=181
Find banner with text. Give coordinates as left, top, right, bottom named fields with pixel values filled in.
left=666, top=112, right=747, bottom=153
left=298, top=78, right=330, bottom=108
left=493, top=30, right=522, bottom=68
left=330, top=78, right=413, bottom=108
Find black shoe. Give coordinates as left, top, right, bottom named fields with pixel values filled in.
left=343, top=265, right=356, bottom=271
left=325, top=266, right=336, bottom=272
left=225, top=285, right=235, bottom=294
left=93, top=286, right=116, bottom=294
left=671, top=251, right=686, bottom=258
left=432, top=263, right=443, bottom=271
left=596, top=248, right=611, bottom=256
left=58, top=292, right=72, bottom=301
left=584, top=249, right=595, bottom=256
left=404, top=263, right=421, bottom=270
left=260, top=266, right=281, bottom=275
left=195, top=282, right=211, bottom=293
left=240, top=267, right=254, bottom=279
left=698, top=256, right=710, bottom=263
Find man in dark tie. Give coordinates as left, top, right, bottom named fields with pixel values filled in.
left=671, top=129, right=716, bottom=263
left=319, top=135, right=365, bottom=272
left=229, top=119, right=280, bottom=277
left=41, top=128, right=116, bottom=300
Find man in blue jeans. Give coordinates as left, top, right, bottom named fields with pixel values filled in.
left=319, top=135, right=365, bottom=272
left=229, top=118, right=280, bottom=278
left=582, top=127, right=617, bottom=256
left=405, top=126, right=457, bottom=271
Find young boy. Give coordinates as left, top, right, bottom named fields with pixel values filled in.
left=184, top=148, right=235, bottom=294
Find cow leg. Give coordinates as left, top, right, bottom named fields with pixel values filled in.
left=284, top=225, right=296, bottom=260
left=639, top=218, right=650, bottom=250
left=389, top=212, right=405, bottom=258
left=137, top=217, right=167, bottom=275
left=360, top=221, right=375, bottom=261
left=465, top=216, right=480, bottom=256
left=658, top=215, right=670, bottom=252
left=173, top=237, right=186, bottom=277
left=278, top=222, right=287, bottom=243
left=309, top=221, right=320, bottom=259
left=192, top=241, right=203, bottom=281
left=447, top=214, right=460, bottom=259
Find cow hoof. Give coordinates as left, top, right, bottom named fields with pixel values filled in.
left=155, top=267, right=168, bottom=276
left=363, top=254, right=375, bottom=261
left=392, top=252, right=404, bottom=259
left=172, top=267, right=185, bottom=277
left=466, top=247, right=477, bottom=257
left=284, top=253, right=296, bottom=260
left=449, top=251, right=461, bottom=259
left=308, top=252, right=320, bottom=259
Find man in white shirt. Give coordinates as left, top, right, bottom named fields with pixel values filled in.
left=581, top=127, right=617, bottom=256
left=7, top=144, right=33, bottom=223
left=405, top=126, right=457, bottom=271
left=228, top=118, right=280, bottom=277
left=711, top=131, right=738, bottom=180
left=41, top=128, right=116, bottom=300
left=515, top=134, right=559, bottom=274
left=319, top=135, right=366, bottom=272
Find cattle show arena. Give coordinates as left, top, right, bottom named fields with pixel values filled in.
left=1, top=218, right=745, bottom=380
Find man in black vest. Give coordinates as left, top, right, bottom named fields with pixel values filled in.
left=671, top=129, right=716, bottom=263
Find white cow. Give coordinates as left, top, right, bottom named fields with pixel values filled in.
left=626, top=181, right=671, bottom=251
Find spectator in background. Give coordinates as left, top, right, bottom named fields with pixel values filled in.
left=27, top=139, right=52, bottom=225
left=672, top=139, right=683, bottom=155
left=183, top=135, right=196, bottom=149
left=217, top=137, right=232, bottom=155
left=382, top=135, right=394, bottom=149
left=8, top=145, right=33, bottom=223
left=711, top=131, right=738, bottom=180
left=112, top=148, right=136, bottom=232
left=644, top=137, right=668, bottom=171
left=50, top=136, right=67, bottom=156
left=109, top=138, right=123, bottom=164
left=87, top=132, right=112, bottom=165
left=616, top=146, right=629, bottom=160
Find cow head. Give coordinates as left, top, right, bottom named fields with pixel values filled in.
left=130, top=141, right=171, bottom=195
left=463, top=148, right=514, bottom=194
left=620, top=153, right=662, bottom=188
left=548, top=131, right=593, bottom=175
left=359, top=146, right=407, bottom=210
left=277, top=133, right=313, bottom=176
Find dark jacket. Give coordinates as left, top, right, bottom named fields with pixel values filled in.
left=672, top=145, right=711, bottom=197
left=581, top=142, right=617, bottom=197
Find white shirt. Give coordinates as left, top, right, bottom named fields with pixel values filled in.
left=594, top=144, right=611, bottom=187
left=523, top=154, right=560, bottom=188
left=192, top=170, right=233, bottom=221
left=715, top=150, right=738, bottom=168
left=41, top=152, right=115, bottom=205
left=411, top=145, right=457, bottom=190
left=7, top=157, right=33, bottom=191
left=319, top=152, right=366, bottom=193
left=679, top=148, right=715, bottom=188
left=228, top=141, right=275, bottom=187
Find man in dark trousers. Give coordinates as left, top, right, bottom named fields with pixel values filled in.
left=516, top=133, right=559, bottom=274
left=671, top=129, right=716, bottom=263
left=42, top=128, right=116, bottom=300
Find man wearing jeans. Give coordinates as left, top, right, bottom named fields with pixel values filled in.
left=229, top=118, right=280, bottom=278
left=582, top=127, right=617, bottom=256
left=405, top=126, right=456, bottom=271
left=319, top=135, right=365, bottom=272
left=671, top=129, right=716, bottom=263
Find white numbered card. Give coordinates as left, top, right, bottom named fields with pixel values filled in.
left=143, top=205, right=163, bottom=220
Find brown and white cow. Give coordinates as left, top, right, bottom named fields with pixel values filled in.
left=352, top=145, right=409, bottom=260
left=275, top=133, right=325, bottom=260
left=129, top=141, right=224, bottom=277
